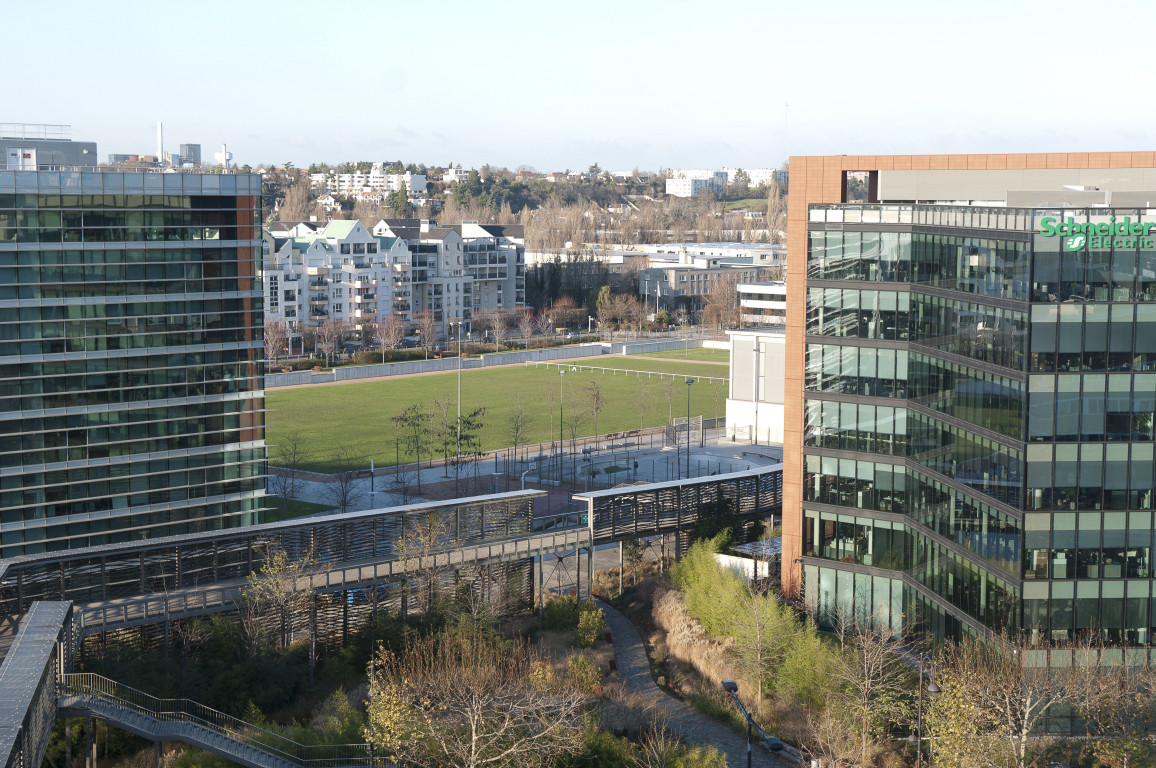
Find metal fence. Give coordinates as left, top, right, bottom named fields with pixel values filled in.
left=59, top=673, right=372, bottom=767
left=265, top=344, right=608, bottom=388
left=0, top=492, right=545, bottom=621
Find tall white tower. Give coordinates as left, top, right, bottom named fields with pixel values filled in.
left=156, top=121, right=163, bottom=161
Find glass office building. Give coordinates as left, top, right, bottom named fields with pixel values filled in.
left=801, top=204, right=1156, bottom=644
left=0, top=169, right=266, bottom=557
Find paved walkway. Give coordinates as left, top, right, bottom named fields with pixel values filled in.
left=597, top=601, right=792, bottom=767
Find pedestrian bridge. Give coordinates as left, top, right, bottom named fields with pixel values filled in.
left=0, top=466, right=781, bottom=768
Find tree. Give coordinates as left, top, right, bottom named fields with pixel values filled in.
left=766, top=180, right=787, bottom=245
left=372, top=314, right=404, bottom=360
left=728, top=582, right=802, bottom=714
left=393, top=405, right=428, bottom=493
left=414, top=310, right=437, bottom=360
left=825, top=615, right=914, bottom=761
left=587, top=163, right=601, bottom=175
left=315, top=316, right=349, bottom=364
left=586, top=380, right=605, bottom=450
left=1075, top=659, right=1156, bottom=768
left=278, top=182, right=320, bottom=222
left=731, top=168, right=751, bottom=195
left=238, top=542, right=319, bottom=656
left=701, top=271, right=740, bottom=329
left=264, top=321, right=288, bottom=367
left=930, top=634, right=1082, bottom=768
left=267, top=431, right=311, bottom=519
left=326, top=448, right=365, bottom=514
left=516, top=310, right=536, bottom=349
left=387, top=187, right=412, bottom=218
left=506, top=394, right=529, bottom=469
left=365, top=629, right=588, bottom=768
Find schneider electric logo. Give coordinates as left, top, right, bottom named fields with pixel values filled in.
left=1039, top=216, right=1156, bottom=250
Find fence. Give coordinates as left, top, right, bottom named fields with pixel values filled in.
left=611, top=339, right=702, bottom=355
left=265, top=344, right=607, bottom=388
left=530, top=360, right=727, bottom=384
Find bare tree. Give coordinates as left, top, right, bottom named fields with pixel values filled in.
left=825, top=613, right=917, bottom=762
left=766, top=180, right=787, bottom=245
left=586, top=379, right=605, bottom=451
left=264, top=321, right=288, bottom=367
left=516, top=309, right=536, bottom=349
left=325, top=448, right=366, bottom=514
left=267, top=430, right=311, bottom=520
left=490, top=309, right=511, bottom=352
left=930, top=633, right=1082, bottom=768
left=315, top=316, right=349, bottom=364
left=372, top=314, right=404, bottom=360
left=414, top=310, right=437, bottom=360
left=277, top=182, right=322, bottom=223
left=702, top=271, right=740, bottom=330
left=1074, top=655, right=1156, bottom=768
left=365, top=629, right=588, bottom=768
left=394, top=405, right=428, bottom=492
left=238, top=542, right=320, bottom=663
left=506, top=394, right=529, bottom=468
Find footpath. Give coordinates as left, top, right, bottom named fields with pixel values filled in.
left=597, top=601, right=792, bottom=768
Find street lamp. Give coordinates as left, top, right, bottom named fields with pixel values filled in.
left=559, top=369, right=566, bottom=481
left=907, top=656, right=940, bottom=767
left=684, top=378, right=695, bottom=479
left=721, top=680, right=784, bottom=768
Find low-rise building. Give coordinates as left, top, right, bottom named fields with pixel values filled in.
left=310, top=164, right=427, bottom=199
left=738, top=281, right=786, bottom=325
left=725, top=327, right=785, bottom=444
left=639, top=248, right=782, bottom=313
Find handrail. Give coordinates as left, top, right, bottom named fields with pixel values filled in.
left=60, top=673, right=372, bottom=766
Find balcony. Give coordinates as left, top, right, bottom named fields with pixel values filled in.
left=283, top=274, right=300, bottom=282
left=306, top=266, right=329, bottom=276
left=309, top=308, right=329, bottom=317
left=354, top=293, right=376, bottom=303
left=393, top=290, right=411, bottom=298
left=395, top=302, right=411, bottom=313
left=355, top=308, right=377, bottom=319
left=352, top=280, right=374, bottom=289
left=308, top=279, right=328, bottom=290
left=284, top=309, right=297, bottom=318
left=309, top=295, right=329, bottom=305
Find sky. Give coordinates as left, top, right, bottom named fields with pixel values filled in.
left=7, top=0, right=1155, bottom=172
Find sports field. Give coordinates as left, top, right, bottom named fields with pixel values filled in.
left=266, top=358, right=729, bottom=473
left=634, top=347, right=731, bottom=364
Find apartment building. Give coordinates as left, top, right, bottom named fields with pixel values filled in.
left=262, top=219, right=411, bottom=336
left=788, top=152, right=1156, bottom=650
left=310, top=164, right=426, bottom=199
left=0, top=155, right=265, bottom=556
left=738, top=281, right=786, bottom=325
left=372, top=219, right=524, bottom=337
left=639, top=249, right=781, bottom=314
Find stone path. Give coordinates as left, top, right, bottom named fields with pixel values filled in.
left=597, top=601, right=794, bottom=767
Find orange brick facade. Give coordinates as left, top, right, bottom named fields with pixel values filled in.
left=781, top=152, right=1156, bottom=597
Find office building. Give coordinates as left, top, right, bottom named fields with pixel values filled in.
left=737, top=281, right=786, bottom=325
left=787, top=152, right=1156, bottom=646
left=0, top=162, right=266, bottom=557
left=726, top=327, right=785, bottom=444
left=2, top=124, right=97, bottom=170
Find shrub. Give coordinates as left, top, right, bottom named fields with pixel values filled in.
left=543, top=594, right=580, bottom=631
left=566, top=653, right=601, bottom=693
left=574, top=602, right=606, bottom=649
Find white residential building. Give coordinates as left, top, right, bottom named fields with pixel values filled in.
left=310, top=164, right=427, bottom=199
left=372, top=219, right=526, bottom=338
left=737, top=281, right=786, bottom=326
left=262, top=220, right=412, bottom=342
left=442, top=166, right=471, bottom=184
left=665, top=170, right=728, bottom=198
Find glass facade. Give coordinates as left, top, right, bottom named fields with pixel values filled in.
left=0, top=171, right=266, bottom=557
left=803, top=203, right=1156, bottom=645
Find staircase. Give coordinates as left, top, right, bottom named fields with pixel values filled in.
left=58, top=673, right=372, bottom=768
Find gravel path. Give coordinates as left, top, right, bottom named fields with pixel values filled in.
left=597, top=600, right=793, bottom=767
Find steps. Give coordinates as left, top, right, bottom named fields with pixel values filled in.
left=58, top=673, right=370, bottom=768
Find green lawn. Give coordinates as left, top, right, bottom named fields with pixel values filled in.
left=262, top=498, right=334, bottom=522
left=633, top=348, right=731, bottom=364
left=724, top=198, right=768, bottom=211
left=540, top=357, right=728, bottom=379
left=266, top=363, right=731, bottom=473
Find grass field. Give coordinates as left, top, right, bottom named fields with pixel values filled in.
left=263, top=498, right=334, bottom=522
left=267, top=361, right=730, bottom=473
left=634, top=348, right=731, bottom=364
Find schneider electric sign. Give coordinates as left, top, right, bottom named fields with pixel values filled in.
left=1039, top=216, right=1156, bottom=251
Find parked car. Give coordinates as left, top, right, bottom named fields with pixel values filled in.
left=400, top=338, right=418, bottom=348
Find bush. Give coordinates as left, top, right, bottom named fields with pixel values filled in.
left=543, top=595, right=580, bottom=631
left=566, top=653, right=601, bottom=693
left=574, top=603, right=606, bottom=649
left=281, top=358, right=326, bottom=371
left=351, top=349, right=427, bottom=365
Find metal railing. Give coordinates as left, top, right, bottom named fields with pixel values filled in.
left=59, top=673, right=372, bottom=767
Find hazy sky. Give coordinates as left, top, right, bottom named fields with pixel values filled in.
left=9, top=0, right=1154, bottom=171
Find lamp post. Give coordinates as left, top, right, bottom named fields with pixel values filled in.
left=559, top=369, right=566, bottom=481
left=684, top=378, right=695, bottom=479
left=721, top=680, right=784, bottom=768
left=907, top=655, right=940, bottom=767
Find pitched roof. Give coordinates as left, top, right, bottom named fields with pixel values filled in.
left=322, top=220, right=358, bottom=239
left=421, top=227, right=455, bottom=240
left=375, top=236, right=399, bottom=249
left=482, top=224, right=524, bottom=239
